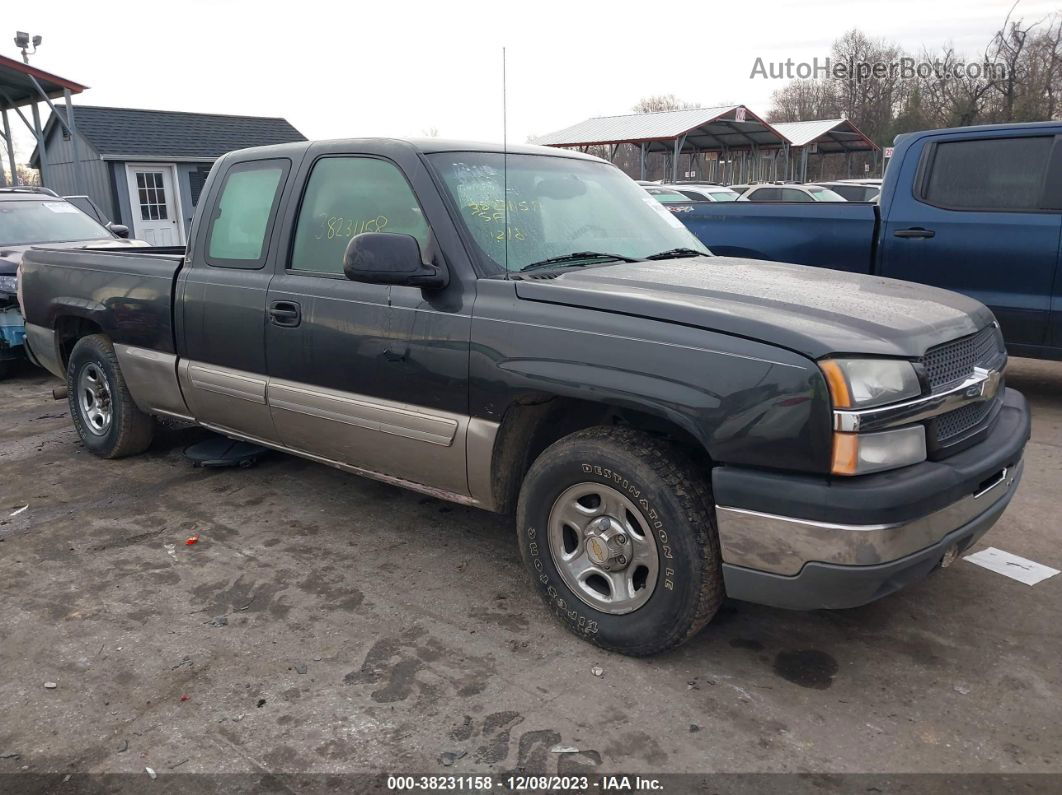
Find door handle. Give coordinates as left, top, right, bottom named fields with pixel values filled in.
left=269, top=301, right=301, bottom=327
left=894, top=227, right=935, bottom=239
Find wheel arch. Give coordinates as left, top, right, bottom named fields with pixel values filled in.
left=54, top=314, right=106, bottom=370
left=486, top=393, right=710, bottom=515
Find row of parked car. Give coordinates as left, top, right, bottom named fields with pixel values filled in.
left=641, top=178, right=882, bottom=204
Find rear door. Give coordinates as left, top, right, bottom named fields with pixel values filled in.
left=879, top=131, right=1061, bottom=348
left=176, top=157, right=292, bottom=440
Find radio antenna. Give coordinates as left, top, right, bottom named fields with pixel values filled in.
left=502, top=46, right=509, bottom=274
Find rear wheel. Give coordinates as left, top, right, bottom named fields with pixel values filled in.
left=66, top=334, right=154, bottom=458
left=516, top=426, right=723, bottom=656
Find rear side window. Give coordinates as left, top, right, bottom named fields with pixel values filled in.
left=206, top=160, right=287, bottom=267
left=290, top=156, right=430, bottom=274
left=922, top=136, right=1052, bottom=211
left=781, top=188, right=813, bottom=202
left=748, top=188, right=781, bottom=201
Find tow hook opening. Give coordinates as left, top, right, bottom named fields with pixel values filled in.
left=940, top=544, right=960, bottom=569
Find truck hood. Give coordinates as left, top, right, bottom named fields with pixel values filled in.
left=0, top=238, right=147, bottom=275
left=513, top=257, right=995, bottom=359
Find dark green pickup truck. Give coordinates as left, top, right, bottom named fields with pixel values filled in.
left=20, top=138, right=1029, bottom=655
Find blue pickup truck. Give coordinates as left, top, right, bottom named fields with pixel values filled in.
left=674, top=122, right=1062, bottom=360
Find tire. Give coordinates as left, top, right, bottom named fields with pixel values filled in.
left=516, top=426, right=724, bottom=656
left=0, top=359, right=10, bottom=380
left=66, top=334, right=154, bottom=458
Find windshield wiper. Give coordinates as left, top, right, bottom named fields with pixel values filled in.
left=518, top=251, right=638, bottom=273
left=644, top=248, right=708, bottom=261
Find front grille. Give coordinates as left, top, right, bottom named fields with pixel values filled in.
left=935, top=399, right=995, bottom=443
left=921, top=326, right=1004, bottom=391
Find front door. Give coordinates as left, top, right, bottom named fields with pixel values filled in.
left=265, top=152, right=471, bottom=495
left=125, top=164, right=183, bottom=245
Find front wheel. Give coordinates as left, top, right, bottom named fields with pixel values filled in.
left=66, top=334, right=154, bottom=458
left=516, top=426, right=723, bottom=656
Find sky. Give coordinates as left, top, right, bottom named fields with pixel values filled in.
left=6, top=0, right=1061, bottom=163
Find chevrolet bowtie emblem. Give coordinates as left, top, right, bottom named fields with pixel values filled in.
left=969, top=367, right=1001, bottom=399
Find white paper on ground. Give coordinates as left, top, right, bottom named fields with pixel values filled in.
left=963, top=547, right=1060, bottom=586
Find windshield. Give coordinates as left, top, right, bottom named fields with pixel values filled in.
left=0, top=199, right=112, bottom=246
left=428, top=152, right=709, bottom=272
left=807, top=187, right=847, bottom=202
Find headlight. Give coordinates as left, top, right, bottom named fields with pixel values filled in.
left=0, top=274, right=16, bottom=294
left=819, top=358, right=921, bottom=409
left=832, top=425, right=926, bottom=475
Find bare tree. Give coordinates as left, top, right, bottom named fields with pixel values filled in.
left=767, top=79, right=839, bottom=123
left=632, top=95, right=700, bottom=113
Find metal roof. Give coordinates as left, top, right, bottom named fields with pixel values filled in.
left=0, top=54, right=87, bottom=111
left=770, top=119, right=878, bottom=152
left=31, top=105, right=306, bottom=165
left=534, top=105, right=787, bottom=153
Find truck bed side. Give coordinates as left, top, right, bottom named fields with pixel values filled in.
left=673, top=201, right=879, bottom=273
left=20, top=247, right=185, bottom=374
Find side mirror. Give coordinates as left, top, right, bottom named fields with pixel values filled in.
left=342, top=232, right=448, bottom=289
left=107, top=223, right=131, bottom=239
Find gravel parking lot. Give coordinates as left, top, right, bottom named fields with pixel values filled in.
left=0, top=359, right=1060, bottom=785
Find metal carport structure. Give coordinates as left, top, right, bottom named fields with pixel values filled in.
left=770, top=118, right=878, bottom=182
left=534, top=105, right=788, bottom=183
left=0, top=54, right=88, bottom=189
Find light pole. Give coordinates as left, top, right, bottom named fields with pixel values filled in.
left=13, top=31, right=42, bottom=64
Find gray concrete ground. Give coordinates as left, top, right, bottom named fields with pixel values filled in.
left=0, top=358, right=1060, bottom=781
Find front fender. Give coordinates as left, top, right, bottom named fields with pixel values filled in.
left=469, top=281, right=833, bottom=475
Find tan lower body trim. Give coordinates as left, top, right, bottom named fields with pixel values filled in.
left=126, top=352, right=501, bottom=510
left=200, top=422, right=485, bottom=509
left=113, top=345, right=191, bottom=419
left=24, top=323, right=62, bottom=378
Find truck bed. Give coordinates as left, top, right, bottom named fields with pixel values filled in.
left=674, top=201, right=879, bottom=274
left=20, top=245, right=185, bottom=355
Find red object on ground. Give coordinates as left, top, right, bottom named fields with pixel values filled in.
left=185, top=533, right=200, bottom=545
left=180, top=694, right=189, bottom=702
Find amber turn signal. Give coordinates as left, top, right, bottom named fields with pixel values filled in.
left=831, top=433, right=859, bottom=475
left=819, top=359, right=852, bottom=409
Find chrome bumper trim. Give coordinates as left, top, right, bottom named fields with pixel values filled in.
left=716, top=458, right=1022, bottom=576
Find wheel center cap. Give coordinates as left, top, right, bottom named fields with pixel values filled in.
left=586, top=536, right=610, bottom=565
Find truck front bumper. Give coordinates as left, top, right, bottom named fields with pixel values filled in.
left=712, top=387, right=1030, bottom=611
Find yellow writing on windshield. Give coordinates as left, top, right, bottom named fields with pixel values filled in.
left=465, top=199, right=537, bottom=242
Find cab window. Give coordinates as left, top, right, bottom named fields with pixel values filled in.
left=290, top=156, right=430, bottom=274
left=206, top=160, right=287, bottom=267
left=922, top=136, right=1052, bottom=211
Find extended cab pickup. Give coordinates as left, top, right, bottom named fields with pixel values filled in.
left=20, top=139, right=1030, bottom=655
left=674, top=122, right=1062, bottom=360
